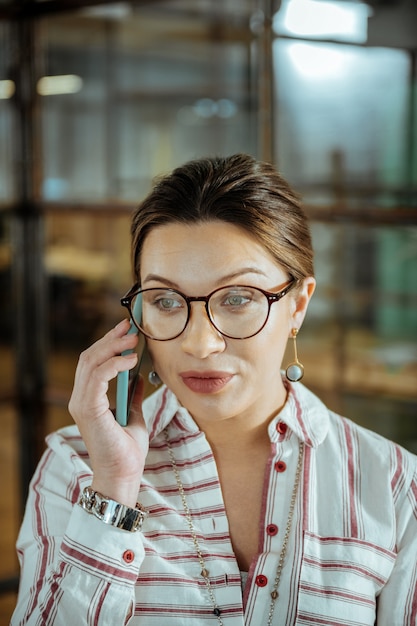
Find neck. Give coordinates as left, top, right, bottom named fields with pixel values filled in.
left=195, top=386, right=288, bottom=457
left=205, top=417, right=270, bottom=456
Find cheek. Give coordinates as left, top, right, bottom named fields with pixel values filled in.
left=146, top=340, right=162, bottom=367
left=146, top=340, right=178, bottom=380
left=239, top=320, right=290, bottom=364
left=251, top=314, right=292, bottom=366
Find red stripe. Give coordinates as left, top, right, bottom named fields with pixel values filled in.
left=144, top=530, right=230, bottom=542
left=302, top=555, right=387, bottom=586
left=391, top=445, right=404, bottom=497
left=410, top=476, right=417, bottom=521
left=143, top=543, right=236, bottom=560
left=24, top=450, right=55, bottom=621
left=145, top=450, right=213, bottom=473
left=406, top=562, right=417, bottom=623
left=38, top=561, right=66, bottom=625
left=93, top=581, right=110, bottom=626
left=343, top=421, right=359, bottom=537
left=256, top=444, right=274, bottom=558
left=305, top=532, right=396, bottom=559
left=149, top=387, right=169, bottom=440
left=302, top=444, right=312, bottom=529
left=300, top=581, right=375, bottom=607
left=61, top=542, right=137, bottom=583
left=293, top=390, right=311, bottom=445
left=153, top=477, right=219, bottom=495
left=134, top=604, right=243, bottom=616
left=171, top=412, right=191, bottom=433
left=146, top=503, right=226, bottom=518
left=296, top=613, right=364, bottom=626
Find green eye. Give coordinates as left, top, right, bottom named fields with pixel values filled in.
left=155, top=297, right=182, bottom=310
left=224, top=294, right=250, bottom=306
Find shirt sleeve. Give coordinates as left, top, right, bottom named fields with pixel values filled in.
left=377, top=454, right=417, bottom=626
left=11, top=430, right=145, bottom=626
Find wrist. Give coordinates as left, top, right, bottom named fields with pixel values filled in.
left=91, top=471, right=143, bottom=509
left=79, top=486, right=147, bottom=532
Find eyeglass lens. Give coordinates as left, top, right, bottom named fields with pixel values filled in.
left=130, top=286, right=271, bottom=340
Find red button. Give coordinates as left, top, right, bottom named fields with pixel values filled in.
left=255, top=574, right=268, bottom=587
left=276, top=421, right=287, bottom=435
left=122, top=550, right=135, bottom=563
left=274, top=460, right=287, bottom=472
left=266, top=524, right=278, bottom=536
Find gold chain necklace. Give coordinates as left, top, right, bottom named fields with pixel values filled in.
left=164, top=428, right=304, bottom=625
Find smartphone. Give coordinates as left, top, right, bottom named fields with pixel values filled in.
left=115, top=293, right=143, bottom=426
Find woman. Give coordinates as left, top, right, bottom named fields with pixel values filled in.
left=12, top=154, right=417, bottom=625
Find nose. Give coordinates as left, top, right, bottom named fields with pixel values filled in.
left=180, top=302, right=226, bottom=358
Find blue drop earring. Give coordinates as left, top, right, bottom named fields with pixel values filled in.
left=285, top=328, right=304, bottom=382
left=148, top=370, right=162, bottom=387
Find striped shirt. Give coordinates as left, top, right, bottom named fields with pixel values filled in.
left=12, top=380, right=417, bottom=625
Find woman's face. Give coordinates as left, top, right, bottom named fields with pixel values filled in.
left=140, top=220, right=314, bottom=430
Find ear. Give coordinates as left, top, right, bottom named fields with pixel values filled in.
left=289, top=276, right=316, bottom=333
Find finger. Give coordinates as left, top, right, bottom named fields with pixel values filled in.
left=69, top=352, right=138, bottom=422
left=92, top=320, right=139, bottom=366
left=75, top=325, right=138, bottom=384
left=94, top=351, right=138, bottom=383
left=69, top=321, right=139, bottom=424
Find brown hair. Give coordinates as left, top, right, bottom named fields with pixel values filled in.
left=131, top=153, right=314, bottom=282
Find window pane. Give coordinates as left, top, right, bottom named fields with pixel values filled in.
left=40, top=6, right=255, bottom=202
left=0, top=22, right=15, bottom=204
left=297, top=222, right=417, bottom=452
left=274, top=40, right=410, bottom=204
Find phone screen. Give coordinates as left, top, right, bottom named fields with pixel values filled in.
left=115, top=293, right=143, bottom=426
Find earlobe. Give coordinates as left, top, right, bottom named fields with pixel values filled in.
left=291, top=276, right=316, bottom=330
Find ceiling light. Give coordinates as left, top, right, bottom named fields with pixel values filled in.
left=0, top=80, right=15, bottom=99
left=274, top=0, right=370, bottom=43
left=37, top=75, right=83, bottom=96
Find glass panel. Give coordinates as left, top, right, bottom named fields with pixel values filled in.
left=0, top=401, right=20, bottom=570
left=0, top=213, right=13, bottom=397
left=296, top=222, right=417, bottom=452
left=45, top=209, right=137, bottom=410
left=0, top=204, right=17, bottom=606
left=0, top=22, right=15, bottom=204
left=273, top=40, right=410, bottom=205
left=40, top=4, right=255, bottom=202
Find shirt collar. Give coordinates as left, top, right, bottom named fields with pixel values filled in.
left=268, top=380, right=330, bottom=448
left=143, top=379, right=329, bottom=448
left=143, top=385, right=198, bottom=441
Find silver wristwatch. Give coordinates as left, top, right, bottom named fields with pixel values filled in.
left=79, top=486, right=147, bottom=532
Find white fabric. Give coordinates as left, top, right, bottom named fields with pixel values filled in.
left=12, top=380, right=417, bottom=625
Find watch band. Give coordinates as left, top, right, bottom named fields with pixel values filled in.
left=79, top=486, right=147, bottom=532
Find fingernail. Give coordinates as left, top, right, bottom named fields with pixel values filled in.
left=115, top=319, right=128, bottom=330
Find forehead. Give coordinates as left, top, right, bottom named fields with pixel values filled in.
left=140, top=221, right=285, bottom=288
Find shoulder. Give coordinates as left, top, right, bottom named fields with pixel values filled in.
left=327, top=410, right=417, bottom=498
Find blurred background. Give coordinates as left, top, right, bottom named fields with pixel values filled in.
left=0, top=0, right=416, bottom=621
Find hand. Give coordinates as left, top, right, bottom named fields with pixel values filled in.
left=68, top=319, right=149, bottom=508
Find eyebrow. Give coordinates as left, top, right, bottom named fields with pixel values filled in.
left=142, top=267, right=268, bottom=289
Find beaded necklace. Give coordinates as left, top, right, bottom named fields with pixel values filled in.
left=164, top=428, right=304, bottom=625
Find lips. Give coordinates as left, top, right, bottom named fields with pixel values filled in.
left=179, top=371, right=234, bottom=394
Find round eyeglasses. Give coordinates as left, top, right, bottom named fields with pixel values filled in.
left=121, top=278, right=297, bottom=341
